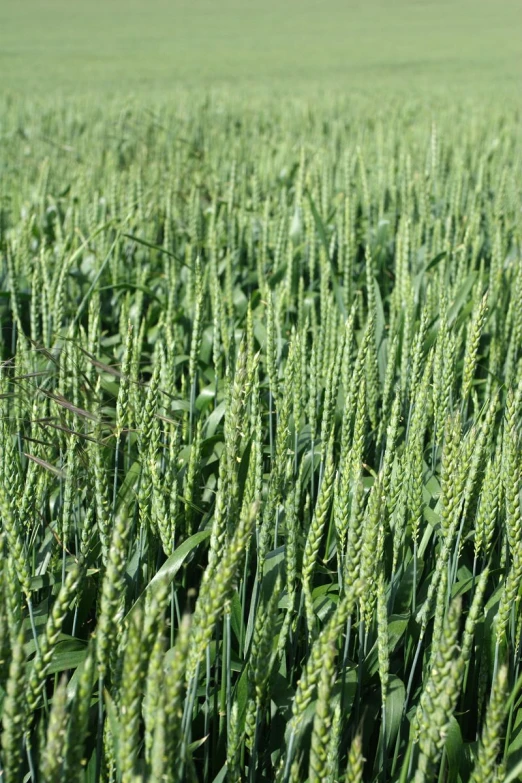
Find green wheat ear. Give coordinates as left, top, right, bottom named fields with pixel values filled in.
left=309, top=639, right=338, bottom=782
left=1, top=627, right=27, bottom=783
left=470, top=665, right=509, bottom=783
left=345, top=733, right=365, bottom=783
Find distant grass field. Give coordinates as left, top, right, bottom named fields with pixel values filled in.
left=1, top=0, right=520, bottom=95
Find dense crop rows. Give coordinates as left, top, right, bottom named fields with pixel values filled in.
left=0, top=96, right=521, bottom=782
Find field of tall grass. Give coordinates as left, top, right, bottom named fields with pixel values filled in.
left=2, top=0, right=520, bottom=93
left=0, top=92, right=520, bottom=781
left=0, top=4, right=521, bottom=780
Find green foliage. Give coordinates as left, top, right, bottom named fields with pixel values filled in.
left=0, top=91, right=521, bottom=783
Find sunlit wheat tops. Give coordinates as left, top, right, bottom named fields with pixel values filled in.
left=0, top=91, right=521, bottom=782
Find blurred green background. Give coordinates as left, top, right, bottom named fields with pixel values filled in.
left=1, top=0, right=520, bottom=95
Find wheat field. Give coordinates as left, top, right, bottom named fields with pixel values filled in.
left=1, top=3, right=522, bottom=782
